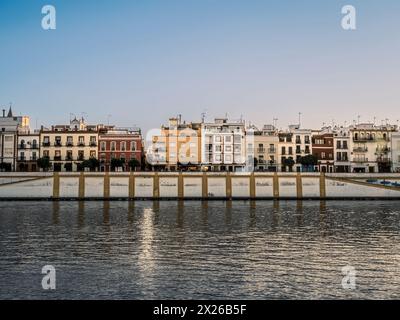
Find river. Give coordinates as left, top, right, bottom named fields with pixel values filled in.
left=0, top=200, right=399, bottom=299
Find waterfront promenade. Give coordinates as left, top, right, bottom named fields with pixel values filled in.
left=1, top=172, right=400, bottom=200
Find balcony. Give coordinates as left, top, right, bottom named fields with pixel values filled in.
left=377, top=157, right=390, bottom=163
left=376, top=147, right=390, bottom=153
left=42, top=142, right=50, bottom=147
left=89, top=142, right=97, bottom=147
left=268, top=148, right=276, bottom=153
left=66, top=142, right=74, bottom=147
left=77, top=156, right=85, bottom=161
left=54, top=156, right=62, bottom=161
left=77, top=142, right=85, bottom=147
left=353, top=158, right=368, bottom=163
left=32, top=144, right=38, bottom=149
left=257, top=148, right=265, bottom=153
left=19, top=144, right=26, bottom=149
left=353, top=147, right=368, bottom=152
left=54, top=142, right=62, bottom=147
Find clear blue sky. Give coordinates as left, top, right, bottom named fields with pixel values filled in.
left=1, top=0, right=399, bottom=132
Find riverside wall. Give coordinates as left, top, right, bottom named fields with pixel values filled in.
left=1, top=172, right=400, bottom=200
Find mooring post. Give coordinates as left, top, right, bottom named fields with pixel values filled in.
left=129, top=171, right=135, bottom=199
left=178, top=173, right=184, bottom=199
left=202, top=172, right=208, bottom=198
left=296, top=172, right=303, bottom=199
left=320, top=172, right=326, bottom=198
left=153, top=173, right=160, bottom=198
left=104, top=172, right=110, bottom=198
left=226, top=172, right=232, bottom=199
left=250, top=172, right=256, bottom=199
left=79, top=172, right=85, bottom=199
left=52, top=172, right=60, bottom=199
left=273, top=172, right=279, bottom=198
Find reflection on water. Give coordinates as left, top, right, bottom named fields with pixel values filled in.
left=0, top=200, right=400, bottom=299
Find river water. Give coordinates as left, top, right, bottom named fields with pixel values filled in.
left=0, top=200, right=399, bottom=299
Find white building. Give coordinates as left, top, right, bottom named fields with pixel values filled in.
left=349, top=123, right=396, bottom=173
left=17, top=130, right=40, bottom=171
left=333, top=127, right=351, bottom=173
left=0, top=107, right=30, bottom=171
left=391, top=132, right=400, bottom=173
left=201, top=118, right=246, bottom=172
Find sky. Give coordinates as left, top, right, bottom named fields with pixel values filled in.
left=0, top=0, right=399, bottom=133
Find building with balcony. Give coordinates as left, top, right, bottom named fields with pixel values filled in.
left=39, top=117, right=99, bottom=171
left=252, top=125, right=279, bottom=172
left=147, top=117, right=201, bottom=171
left=0, top=107, right=30, bottom=171
left=98, top=127, right=143, bottom=171
left=201, top=118, right=246, bottom=172
left=349, top=123, right=397, bottom=173
left=333, top=127, right=350, bottom=172
left=17, top=131, right=40, bottom=171
left=391, top=132, right=400, bottom=173
left=312, top=129, right=334, bottom=173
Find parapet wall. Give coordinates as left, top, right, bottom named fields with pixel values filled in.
left=0, top=172, right=400, bottom=200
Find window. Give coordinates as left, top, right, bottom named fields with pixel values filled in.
left=281, top=147, right=286, bottom=155
left=234, top=145, right=241, bottom=153
left=215, top=145, right=222, bottom=152
left=288, top=147, right=293, bottom=155
left=234, top=135, right=241, bottom=143
left=120, top=141, right=126, bottom=151
left=225, top=136, right=232, bottom=143
left=100, top=141, right=106, bottom=151
left=225, top=155, right=232, bottom=162
left=225, top=145, right=232, bottom=152
left=343, top=141, right=348, bottom=149
left=321, top=152, right=326, bottom=159
left=215, top=154, right=221, bottom=161
left=215, top=136, right=221, bottom=143
left=131, top=141, right=137, bottom=151
left=111, top=141, right=116, bottom=151
left=90, top=151, right=96, bottom=158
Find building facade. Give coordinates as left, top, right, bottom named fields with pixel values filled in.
left=17, top=131, right=40, bottom=172
left=349, top=124, right=396, bottom=173
left=391, top=132, right=400, bottom=173
left=147, top=117, right=201, bottom=171
left=40, top=118, right=99, bottom=171
left=333, top=128, right=351, bottom=173
left=0, top=107, right=30, bottom=171
left=312, top=131, right=334, bottom=173
left=201, top=118, right=246, bottom=172
left=99, top=127, right=143, bottom=171
left=253, top=125, right=279, bottom=172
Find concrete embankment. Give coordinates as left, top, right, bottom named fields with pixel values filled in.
left=0, top=172, right=400, bottom=200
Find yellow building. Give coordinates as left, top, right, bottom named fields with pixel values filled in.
left=40, top=118, right=99, bottom=171
left=148, top=117, right=201, bottom=171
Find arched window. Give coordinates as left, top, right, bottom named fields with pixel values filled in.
left=120, top=141, right=126, bottom=151
left=131, top=141, right=137, bottom=151
left=111, top=141, right=116, bottom=151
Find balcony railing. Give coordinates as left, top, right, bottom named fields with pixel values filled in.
left=257, top=148, right=265, bottom=153
left=54, top=156, right=62, bottom=161
left=376, top=147, right=390, bottom=153
left=66, top=142, right=74, bottom=147
left=353, top=158, right=368, bottom=163
left=42, top=142, right=50, bottom=147
left=268, top=148, right=276, bottom=153
left=77, top=142, right=85, bottom=147
left=377, top=157, right=390, bottom=163
left=89, top=142, right=97, bottom=147
left=54, top=142, right=62, bottom=147
left=353, top=147, right=368, bottom=152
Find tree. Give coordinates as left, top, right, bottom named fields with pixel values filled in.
left=128, top=158, right=140, bottom=171
left=82, top=158, right=100, bottom=171
left=111, top=158, right=124, bottom=171
left=37, top=157, right=51, bottom=171
left=283, top=157, right=295, bottom=172
left=298, top=155, right=318, bottom=172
